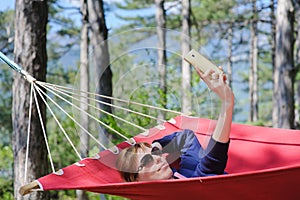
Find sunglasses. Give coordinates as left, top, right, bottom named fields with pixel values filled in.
left=136, top=146, right=162, bottom=173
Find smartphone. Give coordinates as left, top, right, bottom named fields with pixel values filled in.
left=184, top=49, right=222, bottom=74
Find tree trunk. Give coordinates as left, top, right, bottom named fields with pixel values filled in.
left=155, top=0, right=167, bottom=120
left=87, top=0, right=113, bottom=145
left=249, top=0, right=258, bottom=122
left=295, top=80, right=300, bottom=128
left=181, top=0, right=191, bottom=115
left=13, top=0, right=49, bottom=200
left=271, top=0, right=277, bottom=126
left=227, top=22, right=233, bottom=88
left=76, top=0, right=90, bottom=199
left=270, top=0, right=276, bottom=69
left=273, top=0, right=295, bottom=128
left=294, top=0, right=300, bottom=129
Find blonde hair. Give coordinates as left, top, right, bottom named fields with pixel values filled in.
left=116, top=142, right=151, bottom=182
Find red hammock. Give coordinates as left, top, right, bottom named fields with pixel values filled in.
left=23, top=116, right=300, bottom=199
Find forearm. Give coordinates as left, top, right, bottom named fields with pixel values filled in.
left=212, top=98, right=234, bottom=143
left=195, top=67, right=234, bottom=143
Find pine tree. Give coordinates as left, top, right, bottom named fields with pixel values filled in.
left=273, top=0, right=295, bottom=128
left=13, top=0, right=49, bottom=199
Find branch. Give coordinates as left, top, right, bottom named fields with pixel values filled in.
left=55, top=2, right=80, bottom=12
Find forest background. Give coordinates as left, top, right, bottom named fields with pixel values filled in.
left=0, top=0, right=299, bottom=199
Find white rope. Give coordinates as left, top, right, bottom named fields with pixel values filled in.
left=62, top=87, right=164, bottom=122
left=22, top=80, right=184, bottom=177
left=37, top=81, right=166, bottom=123
left=24, top=83, right=34, bottom=184
left=37, top=81, right=184, bottom=116
left=34, top=84, right=112, bottom=150
left=33, top=84, right=84, bottom=160
left=39, top=82, right=147, bottom=132
left=32, top=85, right=56, bottom=173
left=35, top=82, right=129, bottom=141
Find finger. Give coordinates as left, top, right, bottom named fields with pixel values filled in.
left=199, top=69, right=214, bottom=87
left=216, top=66, right=227, bottom=82
left=219, top=72, right=227, bottom=83
left=218, top=71, right=223, bottom=82
left=211, top=72, right=220, bottom=80
left=218, top=66, right=224, bottom=72
left=195, top=67, right=203, bottom=77
left=203, top=69, right=213, bottom=79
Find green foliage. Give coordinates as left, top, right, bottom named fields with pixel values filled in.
left=47, top=62, right=77, bottom=86
left=0, top=9, right=14, bottom=200
left=47, top=191, right=129, bottom=200
left=245, top=119, right=270, bottom=127
left=0, top=145, right=13, bottom=200
left=115, top=0, right=153, bottom=10
left=47, top=0, right=80, bottom=63
left=45, top=63, right=80, bottom=170
left=193, top=0, right=236, bottom=22
left=104, top=194, right=129, bottom=200
left=0, top=9, right=14, bottom=54
left=0, top=66, right=12, bottom=145
left=0, top=145, right=13, bottom=176
left=48, top=117, right=79, bottom=169
left=0, top=10, right=14, bottom=143
left=111, top=59, right=159, bottom=137
left=113, top=0, right=157, bottom=39
left=0, top=177, right=13, bottom=200
left=296, top=70, right=300, bottom=81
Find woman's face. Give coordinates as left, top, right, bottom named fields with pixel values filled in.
left=135, top=146, right=173, bottom=181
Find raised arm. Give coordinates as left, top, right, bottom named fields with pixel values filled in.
left=196, top=67, right=234, bottom=143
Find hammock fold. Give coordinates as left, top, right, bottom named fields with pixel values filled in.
left=21, top=115, right=300, bottom=199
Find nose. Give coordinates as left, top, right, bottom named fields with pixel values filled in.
left=154, top=155, right=163, bottom=164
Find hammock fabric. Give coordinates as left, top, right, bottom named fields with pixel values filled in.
left=22, top=115, right=300, bottom=199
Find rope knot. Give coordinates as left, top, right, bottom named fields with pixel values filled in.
left=20, top=70, right=36, bottom=83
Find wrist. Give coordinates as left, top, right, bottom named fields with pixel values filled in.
left=221, top=98, right=234, bottom=113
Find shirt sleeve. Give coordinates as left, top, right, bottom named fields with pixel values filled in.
left=192, top=137, right=229, bottom=177
left=152, top=129, right=197, bottom=155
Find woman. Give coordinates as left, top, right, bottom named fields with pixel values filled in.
left=116, top=67, right=234, bottom=182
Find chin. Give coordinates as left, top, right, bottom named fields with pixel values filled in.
left=165, top=168, right=173, bottom=179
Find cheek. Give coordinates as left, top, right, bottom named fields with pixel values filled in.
left=164, top=167, right=173, bottom=178
left=156, top=166, right=172, bottom=179
left=138, top=171, right=156, bottom=181
left=147, top=167, right=164, bottom=180
left=139, top=167, right=173, bottom=181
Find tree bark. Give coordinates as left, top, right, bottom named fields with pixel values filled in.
left=295, top=80, right=300, bottom=128
left=249, top=0, right=258, bottom=122
left=76, top=0, right=90, bottom=199
left=271, top=0, right=277, bottom=127
left=294, top=0, right=300, bottom=129
left=13, top=0, right=49, bottom=199
left=181, top=0, right=192, bottom=115
left=273, top=0, right=295, bottom=128
left=155, top=0, right=167, bottom=120
left=270, top=0, right=276, bottom=69
left=227, top=22, right=233, bottom=88
left=87, top=0, right=113, bottom=144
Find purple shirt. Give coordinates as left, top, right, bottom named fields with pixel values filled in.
left=153, top=129, right=229, bottom=178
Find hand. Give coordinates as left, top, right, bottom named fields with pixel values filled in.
left=196, top=67, right=234, bottom=103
